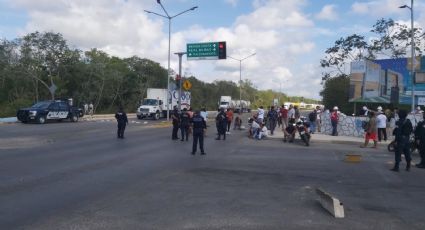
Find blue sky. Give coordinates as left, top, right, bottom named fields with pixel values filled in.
left=0, top=0, right=423, bottom=99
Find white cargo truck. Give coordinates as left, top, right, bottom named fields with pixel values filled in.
left=218, top=96, right=232, bottom=111
left=137, top=88, right=191, bottom=120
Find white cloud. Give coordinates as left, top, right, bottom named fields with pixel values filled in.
left=351, top=0, right=408, bottom=16
left=237, top=0, right=313, bottom=28
left=224, top=0, right=238, bottom=7
left=287, top=42, right=315, bottom=55
left=6, top=0, right=324, bottom=99
left=351, top=2, right=369, bottom=14
left=316, top=4, right=338, bottom=21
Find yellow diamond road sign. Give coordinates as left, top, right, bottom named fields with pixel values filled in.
left=183, top=80, right=192, bottom=90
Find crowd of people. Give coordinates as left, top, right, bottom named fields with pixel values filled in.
left=112, top=103, right=425, bottom=170
left=354, top=104, right=425, bottom=171
left=246, top=104, right=324, bottom=143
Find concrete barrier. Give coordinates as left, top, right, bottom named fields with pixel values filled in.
left=316, top=188, right=345, bottom=218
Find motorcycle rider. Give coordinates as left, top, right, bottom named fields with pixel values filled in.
left=283, top=119, right=296, bottom=143
left=296, top=119, right=310, bottom=145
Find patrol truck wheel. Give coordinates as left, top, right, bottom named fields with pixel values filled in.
left=154, top=112, right=160, bottom=120
left=37, top=115, right=46, bottom=124
left=71, top=114, right=79, bottom=122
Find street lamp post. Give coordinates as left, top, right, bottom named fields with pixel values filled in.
left=228, top=53, right=256, bottom=113
left=145, top=0, right=197, bottom=120
left=400, top=0, right=415, bottom=112
left=174, top=52, right=187, bottom=112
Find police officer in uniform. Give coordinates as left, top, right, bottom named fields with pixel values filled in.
left=414, top=112, right=425, bottom=168
left=115, top=106, right=128, bottom=139
left=171, top=106, right=180, bottom=140
left=180, top=108, right=190, bottom=141
left=191, top=110, right=207, bottom=155
left=391, top=109, right=413, bottom=172
left=215, top=108, right=227, bottom=140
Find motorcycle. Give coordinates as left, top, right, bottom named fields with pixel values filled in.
left=387, top=134, right=417, bottom=153
left=296, top=120, right=310, bottom=146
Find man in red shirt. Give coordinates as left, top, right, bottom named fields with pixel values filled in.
left=331, top=106, right=339, bottom=136
left=226, top=108, right=234, bottom=133
left=280, top=105, right=288, bottom=129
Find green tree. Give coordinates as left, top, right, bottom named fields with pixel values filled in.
left=369, top=18, right=423, bottom=58
left=19, top=32, right=72, bottom=100
left=320, top=74, right=350, bottom=113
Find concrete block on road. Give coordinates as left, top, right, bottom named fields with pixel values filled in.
left=316, top=188, right=345, bottom=218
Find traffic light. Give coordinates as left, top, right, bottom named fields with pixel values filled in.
left=218, top=41, right=226, bottom=59
left=176, top=74, right=181, bottom=89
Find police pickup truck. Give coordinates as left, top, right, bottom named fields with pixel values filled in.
left=17, top=100, right=83, bottom=124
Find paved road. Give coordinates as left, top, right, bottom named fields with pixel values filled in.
left=1, top=118, right=424, bottom=229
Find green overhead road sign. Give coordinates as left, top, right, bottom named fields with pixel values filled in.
left=187, top=41, right=226, bottom=60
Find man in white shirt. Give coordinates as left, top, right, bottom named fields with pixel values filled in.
left=376, top=111, right=387, bottom=142
left=251, top=119, right=260, bottom=138
left=287, top=105, right=295, bottom=119
left=315, top=105, right=322, bottom=132
left=200, top=108, right=208, bottom=122
left=257, top=123, right=268, bottom=140
left=257, top=106, right=265, bottom=124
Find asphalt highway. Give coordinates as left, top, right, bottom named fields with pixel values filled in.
left=0, top=117, right=424, bottom=229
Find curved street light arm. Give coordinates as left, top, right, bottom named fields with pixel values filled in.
left=241, top=53, right=256, bottom=61
left=171, top=6, right=198, bottom=19
left=227, top=56, right=241, bottom=62
left=157, top=1, right=171, bottom=18
left=144, top=10, right=168, bottom=19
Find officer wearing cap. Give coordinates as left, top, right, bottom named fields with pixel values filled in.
left=191, top=110, right=207, bottom=155
left=180, top=108, right=190, bottom=141
left=171, top=106, right=180, bottom=140
left=215, top=108, right=227, bottom=140
left=115, top=106, right=128, bottom=139
left=391, top=109, right=413, bottom=172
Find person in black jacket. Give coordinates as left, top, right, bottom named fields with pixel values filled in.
left=171, top=106, right=180, bottom=140
left=267, top=106, right=278, bottom=135
left=180, top=108, right=190, bottom=141
left=414, top=112, right=425, bottom=168
left=215, top=108, right=227, bottom=140
left=115, top=106, right=128, bottom=139
left=191, top=110, right=207, bottom=155
left=391, top=109, right=413, bottom=172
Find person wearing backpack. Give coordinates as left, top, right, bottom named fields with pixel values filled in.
left=308, top=109, right=317, bottom=134
left=215, top=108, right=228, bottom=140
left=391, top=109, right=413, bottom=172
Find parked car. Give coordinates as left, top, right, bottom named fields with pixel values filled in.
left=17, top=100, right=82, bottom=124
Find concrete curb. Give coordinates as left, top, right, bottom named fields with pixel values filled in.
left=316, top=188, right=345, bottom=218
left=267, top=134, right=364, bottom=145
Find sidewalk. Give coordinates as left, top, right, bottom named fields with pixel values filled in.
left=267, top=126, right=390, bottom=146
left=80, top=113, right=137, bottom=121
